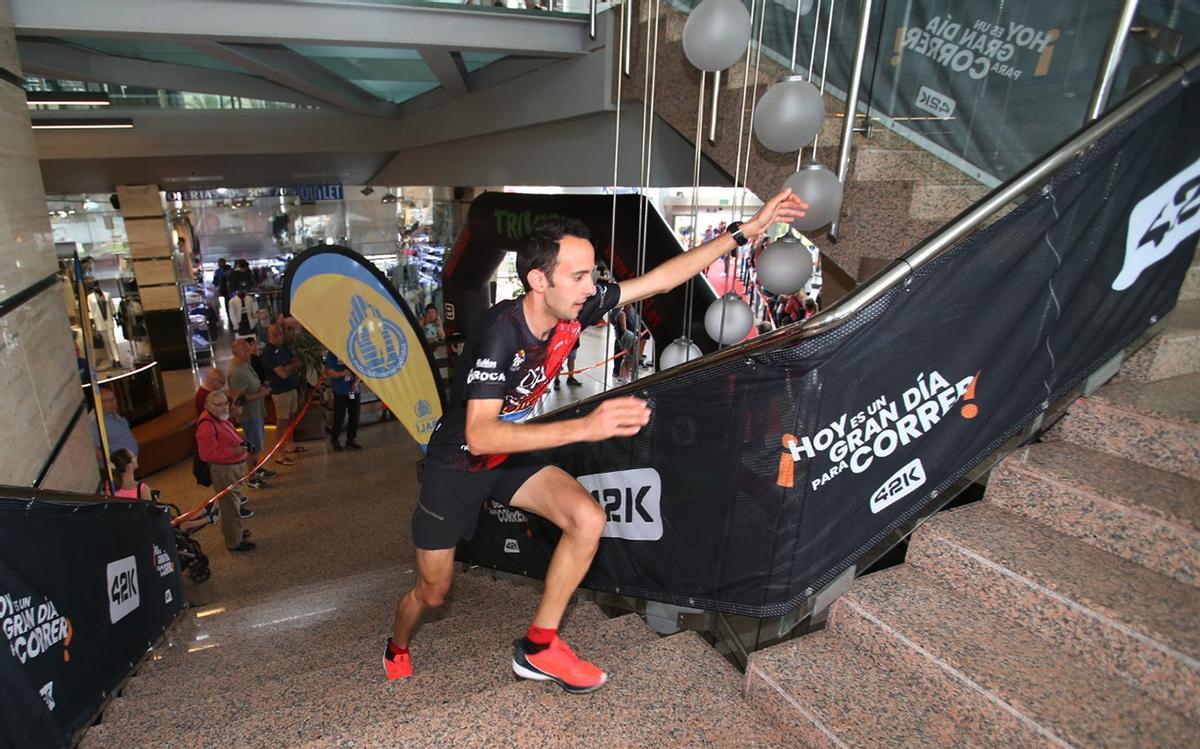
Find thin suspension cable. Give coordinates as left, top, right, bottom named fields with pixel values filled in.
left=605, top=0, right=627, bottom=391
left=738, top=0, right=767, bottom=218
left=684, top=71, right=706, bottom=341
left=810, top=0, right=836, bottom=160
left=789, top=0, right=804, bottom=71
left=633, top=0, right=661, bottom=382
left=807, top=0, right=823, bottom=80
left=731, top=0, right=757, bottom=205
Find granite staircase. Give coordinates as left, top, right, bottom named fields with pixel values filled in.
left=78, top=564, right=792, bottom=748
left=744, top=250, right=1200, bottom=746
left=623, top=1, right=988, bottom=297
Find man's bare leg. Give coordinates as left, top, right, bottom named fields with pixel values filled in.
left=510, top=466, right=605, bottom=629
left=393, top=547, right=456, bottom=646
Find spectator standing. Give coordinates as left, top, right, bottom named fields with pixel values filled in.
left=228, top=289, right=259, bottom=336
left=263, top=324, right=303, bottom=466
left=91, top=387, right=139, bottom=465
left=196, top=391, right=256, bottom=551
left=228, top=338, right=276, bottom=489
left=324, top=352, right=362, bottom=450
left=228, top=259, right=255, bottom=295
left=194, top=368, right=226, bottom=416
left=213, top=258, right=232, bottom=329
left=254, top=308, right=272, bottom=346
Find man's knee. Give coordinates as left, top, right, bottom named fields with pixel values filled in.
left=414, top=577, right=451, bottom=608
left=567, top=500, right=606, bottom=544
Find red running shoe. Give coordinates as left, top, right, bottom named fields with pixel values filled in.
left=512, top=635, right=607, bottom=693
left=382, top=639, right=412, bottom=681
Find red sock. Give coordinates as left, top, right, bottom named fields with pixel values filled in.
left=526, top=624, right=557, bottom=645
left=388, top=640, right=408, bottom=657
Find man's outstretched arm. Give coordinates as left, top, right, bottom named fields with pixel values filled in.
left=616, top=189, right=808, bottom=306
left=464, top=397, right=650, bottom=456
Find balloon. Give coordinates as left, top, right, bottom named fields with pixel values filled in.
left=682, top=0, right=753, bottom=72
left=783, top=164, right=844, bottom=231
left=660, top=337, right=703, bottom=370
left=704, top=293, right=754, bottom=345
left=753, top=76, right=825, bottom=153
left=756, top=235, right=813, bottom=295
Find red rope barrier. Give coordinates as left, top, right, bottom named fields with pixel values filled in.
left=560, top=329, right=649, bottom=377
left=173, top=389, right=320, bottom=527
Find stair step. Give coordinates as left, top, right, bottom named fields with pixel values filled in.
left=94, top=610, right=656, bottom=748
left=907, top=502, right=1200, bottom=721
left=986, top=441, right=1200, bottom=585
left=908, top=182, right=989, bottom=221
left=97, top=601, right=623, bottom=744
left=339, top=631, right=784, bottom=749
left=832, top=566, right=1195, bottom=748
left=1050, top=373, right=1200, bottom=481
left=1119, top=299, right=1200, bottom=382
left=1181, top=260, right=1200, bottom=302
left=748, top=629, right=1047, bottom=748
left=120, top=573, right=541, bottom=704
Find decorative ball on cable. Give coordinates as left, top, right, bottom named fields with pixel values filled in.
left=756, top=234, right=813, bottom=295
left=783, top=164, right=843, bottom=232
left=753, top=75, right=825, bottom=153
left=659, top=336, right=703, bottom=370
left=682, top=0, right=753, bottom=71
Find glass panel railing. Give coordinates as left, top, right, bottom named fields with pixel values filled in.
left=669, top=0, right=1200, bottom=185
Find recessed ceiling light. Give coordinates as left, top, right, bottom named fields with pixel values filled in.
left=31, top=118, right=133, bottom=130
left=26, top=91, right=112, bottom=107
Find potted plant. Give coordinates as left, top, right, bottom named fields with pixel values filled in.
left=282, top=321, right=330, bottom=442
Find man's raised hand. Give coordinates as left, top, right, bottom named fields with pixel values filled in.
left=742, top=189, right=809, bottom=237
left=582, top=397, right=651, bottom=441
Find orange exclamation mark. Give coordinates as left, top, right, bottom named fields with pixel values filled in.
left=1035, top=30, right=1060, bottom=77
left=960, top=371, right=982, bottom=419
left=62, top=619, right=73, bottom=662
left=777, top=434, right=797, bottom=488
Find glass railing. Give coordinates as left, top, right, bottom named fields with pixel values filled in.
left=25, top=78, right=311, bottom=111
left=670, top=0, right=1200, bottom=185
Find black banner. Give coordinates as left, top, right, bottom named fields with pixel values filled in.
left=441, top=192, right=719, bottom=359
left=458, top=67, right=1200, bottom=617
left=0, top=495, right=183, bottom=748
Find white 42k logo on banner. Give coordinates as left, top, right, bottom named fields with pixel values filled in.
left=1115, top=156, right=1200, bottom=291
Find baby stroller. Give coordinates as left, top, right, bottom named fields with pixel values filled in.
left=160, top=499, right=211, bottom=583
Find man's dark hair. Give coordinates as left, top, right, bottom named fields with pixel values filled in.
left=425, top=303, right=437, bottom=312
left=516, top=217, right=592, bottom=291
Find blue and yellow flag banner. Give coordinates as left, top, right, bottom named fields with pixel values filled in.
left=284, top=246, right=444, bottom=449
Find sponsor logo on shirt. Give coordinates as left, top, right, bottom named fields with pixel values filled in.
left=467, top=370, right=506, bottom=385
left=475, top=358, right=497, bottom=369
left=510, top=350, right=526, bottom=371
left=503, top=539, right=521, bottom=554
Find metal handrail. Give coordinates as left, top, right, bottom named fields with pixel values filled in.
left=556, top=46, right=1199, bottom=409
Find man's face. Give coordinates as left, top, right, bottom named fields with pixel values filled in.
left=540, top=235, right=597, bottom=322
left=207, top=394, right=230, bottom=420
left=100, top=391, right=119, bottom=414
left=232, top=341, right=251, bottom=363
left=269, top=327, right=283, bottom=346
left=211, top=371, right=226, bottom=390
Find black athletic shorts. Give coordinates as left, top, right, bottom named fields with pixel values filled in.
left=412, top=455, right=549, bottom=550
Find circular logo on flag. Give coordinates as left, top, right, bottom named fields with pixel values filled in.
left=347, top=294, right=407, bottom=379
left=415, top=399, right=433, bottom=418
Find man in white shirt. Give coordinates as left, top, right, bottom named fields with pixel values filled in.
left=228, top=289, right=259, bottom=336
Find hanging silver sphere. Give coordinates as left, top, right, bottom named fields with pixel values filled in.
left=753, top=76, right=825, bottom=153
left=682, top=0, right=753, bottom=72
left=783, top=164, right=844, bottom=231
left=704, top=293, right=755, bottom=345
left=782, top=0, right=816, bottom=15
left=756, top=235, right=814, bottom=295
left=660, top=337, right=703, bottom=370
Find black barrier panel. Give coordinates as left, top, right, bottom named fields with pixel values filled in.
left=441, top=192, right=719, bottom=360
left=0, top=497, right=183, bottom=748
left=458, top=67, right=1200, bottom=617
